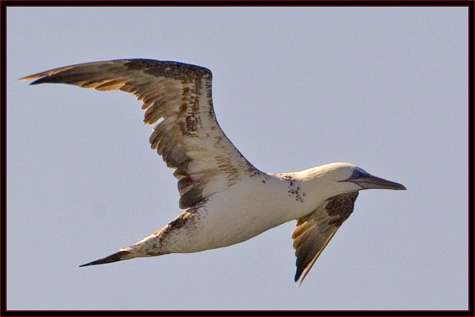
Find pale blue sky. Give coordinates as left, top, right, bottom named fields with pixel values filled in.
left=7, top=7, right=468, bottom=310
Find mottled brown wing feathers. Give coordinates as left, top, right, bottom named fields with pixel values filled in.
left=292, top=192, right=359, bottom=284
left=21, top=59, right=257, bottom=209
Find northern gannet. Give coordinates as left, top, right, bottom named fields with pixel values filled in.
left=21, top=59, right=406, bottom=284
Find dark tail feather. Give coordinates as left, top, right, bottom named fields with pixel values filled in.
left=79, top=250, right=131, bottom=267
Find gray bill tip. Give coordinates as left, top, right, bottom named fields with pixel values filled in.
left=356, top=175, right=407, bottom=191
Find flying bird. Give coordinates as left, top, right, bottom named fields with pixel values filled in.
left=21, top=59, right=406, bottom=284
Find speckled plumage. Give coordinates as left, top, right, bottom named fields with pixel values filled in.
left=21, top=59, right=406, bottom=284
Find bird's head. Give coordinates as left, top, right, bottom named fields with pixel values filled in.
left=304, top=162, right=406, bottom=197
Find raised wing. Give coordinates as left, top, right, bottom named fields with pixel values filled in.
left=21, top=59, right=259, bottom=209
left=292, top=192, right=358, bottom=284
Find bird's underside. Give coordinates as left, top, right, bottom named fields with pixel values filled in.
left=21, top=59, right=406, bottom=284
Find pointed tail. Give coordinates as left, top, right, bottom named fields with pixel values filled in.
left=79, top=250, right=132, bottom=267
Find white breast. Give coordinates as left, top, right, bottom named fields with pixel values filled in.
left=171, top=173, right=319, bottom=252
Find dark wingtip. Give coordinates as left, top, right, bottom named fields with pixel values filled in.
left=19, top=74, right=65, bottom=86
left=18, top=77, right=44, bottom=85
left=29, top=79, right=43, bottom=85
left=294, top=271, right=301, bottom=283
left=29, top=77, right=58, bottom=86
left=78, top=250, right=130, bottom=267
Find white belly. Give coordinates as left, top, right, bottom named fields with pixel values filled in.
left=157, top=174, right=318, bottom=253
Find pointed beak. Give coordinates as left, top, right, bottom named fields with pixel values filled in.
left=352, top=174, right=407, bottom=190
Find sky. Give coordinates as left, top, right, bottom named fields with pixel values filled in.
left=6, top=6, right=468, bottom=311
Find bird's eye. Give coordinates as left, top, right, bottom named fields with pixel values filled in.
left=351, top=170, right=362, bottom=179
